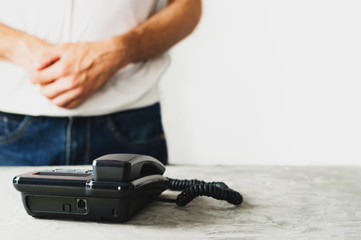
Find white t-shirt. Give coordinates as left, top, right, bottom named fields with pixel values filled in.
left=0, top=0, right=169, bottom=116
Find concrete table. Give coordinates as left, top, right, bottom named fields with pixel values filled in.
left=0, top=165, right=360, bottom=239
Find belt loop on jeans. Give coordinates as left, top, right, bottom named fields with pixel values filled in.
left=65, top=117, right=74, bottom=165
left=84, top=118, right=91, bottom=164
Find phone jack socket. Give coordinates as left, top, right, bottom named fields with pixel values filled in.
left=76, top=199, right=88, bottom=213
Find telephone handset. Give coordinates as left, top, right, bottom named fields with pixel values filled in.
left=13, top=154, right=243, bottom=222
left=92, top=154, right=165, bottom=182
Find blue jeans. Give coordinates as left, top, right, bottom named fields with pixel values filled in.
left=0, top=103, right=168, bottom=166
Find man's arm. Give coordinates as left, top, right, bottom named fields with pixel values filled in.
left=32, top=0, right=202, bottom=109
left=0, top=23, right=25, bottom=61
left=114, top=0, right=202, bottom=63
left=0, top=23, right=55, bottom=72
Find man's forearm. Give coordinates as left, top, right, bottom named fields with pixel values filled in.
left=109, top=0, right=202, bottom=66
left=0, top=23, right=28, bottom=61
left=0, top=23, right=53, bottom=71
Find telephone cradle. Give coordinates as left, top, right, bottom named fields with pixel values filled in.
left=13, top=154, right=243, bottom=222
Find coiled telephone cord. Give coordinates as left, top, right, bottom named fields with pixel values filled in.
left=164, top=178, right=243, bottom=206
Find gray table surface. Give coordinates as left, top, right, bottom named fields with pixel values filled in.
left=0, top=165, right=360, bottom=240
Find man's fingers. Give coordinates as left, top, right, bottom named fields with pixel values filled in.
left=51, top=87, right=84, bottom=108
left=40, top=75, right=81, bottom=99
left=64, top=98, right=84, bottom=109
left=31, top=60, right=67, bottom=84
left=35, top=55, right=61, bottom=70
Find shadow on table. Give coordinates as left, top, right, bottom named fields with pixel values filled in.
left=126, top=197, right=254, bottom=228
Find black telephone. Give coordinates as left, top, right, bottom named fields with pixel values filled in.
left=13, top=154, right=242, bottom=222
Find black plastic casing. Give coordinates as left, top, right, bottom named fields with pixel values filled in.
left=92, top=154, right=165, bottom=182
left=13, top=168, right=168, bottom=222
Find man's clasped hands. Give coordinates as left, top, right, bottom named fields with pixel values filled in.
left=21, top=36, right=128, bottom=109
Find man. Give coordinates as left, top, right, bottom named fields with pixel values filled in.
left=0, top=0, right=202, bottom=165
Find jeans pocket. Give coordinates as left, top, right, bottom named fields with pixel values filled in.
left=105, top=104, right=165, bottom=149
left=0, top=112, right=32, bottom=144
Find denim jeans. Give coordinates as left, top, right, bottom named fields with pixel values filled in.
left=0, top=103, right=168, bottom=166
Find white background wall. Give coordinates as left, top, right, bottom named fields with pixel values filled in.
left=160, top=0, right=361, bottom=165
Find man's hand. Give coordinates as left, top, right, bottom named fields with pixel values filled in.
left=0, top=23, right=57, bottom=73
left=31, top=40, right=129, bottom=109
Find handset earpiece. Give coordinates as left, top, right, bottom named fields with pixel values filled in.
left=92, top=154, right=165, bottom=182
